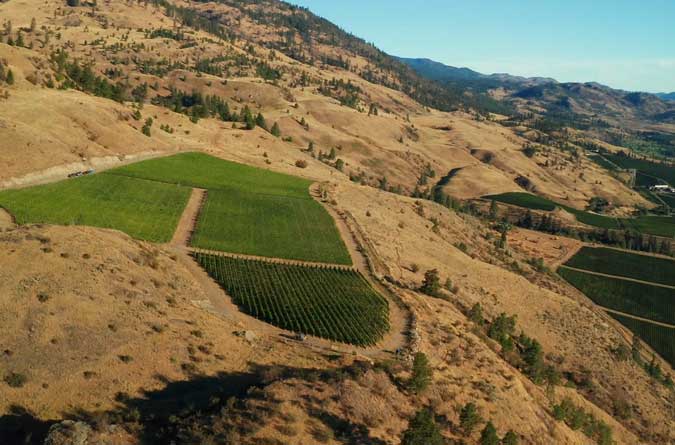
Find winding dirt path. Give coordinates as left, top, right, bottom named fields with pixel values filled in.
left=170, top=188, right=206, bottom=247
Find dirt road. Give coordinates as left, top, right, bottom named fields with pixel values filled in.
left=170, top=188, right=207, bottom=247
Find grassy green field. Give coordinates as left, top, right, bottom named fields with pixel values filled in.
left=108, top=152, right=311, bottom=199
left=558, top=267, right=675, bottom=326
left=604, top=154, right=675, bottom=186
left=193, top=188, right=351, bottom=264
left=610, top=313, right=675, bottom=368
left=196, top=253, right=389, bottom=345
left=565, top=247, right=675, bottom=286
left=0, top=152, right=352, bottom=264
left=0, top=174, right=190, bottom=242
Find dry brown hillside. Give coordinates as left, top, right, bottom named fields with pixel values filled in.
left=0, top=1, right=672, bottom=445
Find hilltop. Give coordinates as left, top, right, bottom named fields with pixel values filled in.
left=0, top=1, right=673, bottom=444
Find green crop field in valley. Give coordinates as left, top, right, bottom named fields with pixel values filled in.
left=0, top=174, right=190, bottom=242
left=192, top=188, right=352, bottom=264
left=564, top=247, right=675, bottom=286
left=610, top=313, right=675, bottom=368
left=108, top=151, right=312, bottom=198
left=558, top=267, right=675, bottom=326
left=195, top=253, right=389, bottom=346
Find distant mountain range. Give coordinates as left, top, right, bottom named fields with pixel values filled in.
left=395, top=57, right=557, bottom=86
left=656, top=92, right=675, bottom=101
left=397, top=56, right=675, bottom=126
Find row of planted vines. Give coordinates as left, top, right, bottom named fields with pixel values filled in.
left=195, top=253, right=389, bottom=346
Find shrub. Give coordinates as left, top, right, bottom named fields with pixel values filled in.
left=4, top=372, right=27, bottom=388
left=480, top=421, right=500, bottom=445
left=295, top=160, right=308, bottom=168
left=502, top=430, right=519, bottom=445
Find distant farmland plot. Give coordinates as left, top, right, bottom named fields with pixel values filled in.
left=108, top=152, right=311, bottom=198
left=193, top=189, right=352, bottom=265
left=604, top=154, right=675, bottom=186
left=558, top=267, right=675, bottom=326
left=485, top=192, right=556, bottom=211
left=565, top=247, right=675, bottom=286
left=610, top=313, right=675, bottom=368
left=0, top=174, right=190, bottom=242
left=196, top=253, right=389, bottom=346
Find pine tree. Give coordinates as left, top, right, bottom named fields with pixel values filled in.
left=480, top=422, right=500, bottom=445
left=401, top=408, right=443, bottom=445
left=459, top=402, right=482, bottom=436
left=15, top=32, right=24, bottom=47
left=420, top=269, right=441, bottom=296
left=270, top=122, right=281, bottom=137
left=255, top=112, right=267, bottom=130
left=6, top=69, right=14, bottom=85
left=408, top=352, right=432, bottom=393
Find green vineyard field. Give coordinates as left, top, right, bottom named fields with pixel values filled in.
left=193, top=189, right=351, bottom=264
left=564, top=247, right=675, bottom=286
left=195, top=253, right=389, bottom=346
left=108, top=152, right=312, bottom=198
left=0, top=174, right=190, bottom=242
left=558, top=267, right=675, bottom=326
left=610, top=313, right=675, bottom=368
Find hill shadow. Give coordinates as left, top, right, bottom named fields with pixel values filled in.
left=1, top=362, right=388, bottom=445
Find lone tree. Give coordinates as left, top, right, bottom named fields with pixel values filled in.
left=401, top=408, right=443, bottom=445
left=6, top=69, right=15, bottom=85
left=408, top=352, right=432, bottom=393
left=270, top=122, right=281, bottom=137
left=420, top=269, right=441, bottom=296
left=459, top=402, right=482, bottom=436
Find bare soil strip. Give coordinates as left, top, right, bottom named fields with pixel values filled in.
left=187, top=247, right=355, bottom=270
left=559, top=265, right=675, bottom=290
left=170, top=188, right=207, bottom=247
left=603, top=308, right=675, bottom=329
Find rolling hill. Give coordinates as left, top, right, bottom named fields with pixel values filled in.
left=0, top=1, right=673, bottom=444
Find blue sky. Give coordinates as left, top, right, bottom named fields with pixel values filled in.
left=289, top=0, right=675, bottom=93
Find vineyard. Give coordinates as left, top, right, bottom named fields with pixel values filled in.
left=0, top=152, right=352, bottom=263
left=192, top=188, right=352, bottom=264
left=107, top=152, right=312, bottom=198
left=558, top=267, right=675, bottom=326
left=195, top=253, right=389, bottom=346
left=564, top=247, right=675, bottom=286
left=610, top=313, right=675, bottom=367
left=0, top=174, right=190, bottom=243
